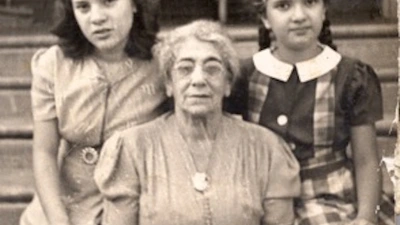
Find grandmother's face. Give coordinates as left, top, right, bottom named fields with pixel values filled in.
left=167, top=37, right=231, bottom=117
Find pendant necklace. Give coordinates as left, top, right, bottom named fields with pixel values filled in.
left=188, top=139, right=214, bottom=193
left=192, top=172, right=209, bottom=192
left=175, top=117, right=218, bottom=193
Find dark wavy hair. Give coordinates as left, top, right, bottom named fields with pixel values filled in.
left=52, top=0, right=160, bottom=60
left=254, top=0, right=336, bottom=51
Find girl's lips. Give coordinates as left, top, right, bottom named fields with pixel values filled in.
left=92, top=28, right=112, bottom=38
left=290, top=26, right=311, bottom=32
left=290, top=27, right=311, bottom=36
left=93, top=28, right=112, bottom=34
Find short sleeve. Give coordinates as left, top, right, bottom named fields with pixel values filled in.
left=30, top=47, right=57, bottom=120
left=346, top=61, right=383, bottom=125
left=256, top=130, right=300, bottom=224
left=94, top=132, right=140, bottom=225
left=264, top=133, right=301, bottom=199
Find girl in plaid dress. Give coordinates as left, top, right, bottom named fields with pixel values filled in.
left=228, top=0, right=394, bottom=224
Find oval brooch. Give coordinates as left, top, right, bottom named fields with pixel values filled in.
left=192, top=172, right=209, bottom=192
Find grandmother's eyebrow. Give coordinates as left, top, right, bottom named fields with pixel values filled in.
left=176, top=58, right=195, bottom=63
left=204, top=57, right=223, bottom=64
left=176, top=56, right=222, bottom=64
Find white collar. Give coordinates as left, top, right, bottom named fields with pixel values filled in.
left=253, top=45, right=342, bottom=82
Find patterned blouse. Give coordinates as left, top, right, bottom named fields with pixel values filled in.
left=31, top=45, right=168, bottom=147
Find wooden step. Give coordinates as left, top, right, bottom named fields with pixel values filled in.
left=0, top=89, right=32, bottom=121
left=0, top=139, right=34, bottom=203
left=226, top=0, right=256, bottom=23
left=0, top=139, right=33, bottom=202
left=380, top=79, right=398, bottom=120
left=0, top=203, right=27, bottom=225
left=0, top=48, right=38, bottom=80
left=159, top=0, right=218, bottom=24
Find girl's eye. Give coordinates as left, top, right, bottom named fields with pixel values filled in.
left=273, top=1, right=291, bottom=10
left=304, top=0, right=319, bottom=6
left=74, top=1, right=90, bottom=12
left=104, top=0, right=117, bottom=5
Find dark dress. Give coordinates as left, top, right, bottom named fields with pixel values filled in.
left=228, top=45, right=394, bottom=225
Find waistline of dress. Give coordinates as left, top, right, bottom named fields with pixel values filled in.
left=62, top=140, right=103, bottom=165
left=299, top=149, right=350, bottom=179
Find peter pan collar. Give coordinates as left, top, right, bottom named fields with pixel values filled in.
left=253, top=45, right=342, bottom=82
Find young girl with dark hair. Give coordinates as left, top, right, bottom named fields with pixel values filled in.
left=19, top=0, right=167, bottom=224
left=232, top=0, right=394, bottom=224
left=52, top=0, right=159, bottom=59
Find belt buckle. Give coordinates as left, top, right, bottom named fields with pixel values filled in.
left=81, top=147, right=99, bottom=165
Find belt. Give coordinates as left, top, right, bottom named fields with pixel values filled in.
left=80, top=146, right=102, bottom=165
left=300, top=158, right=349, bottom=179
left=64, top=142, right=102, bottom=165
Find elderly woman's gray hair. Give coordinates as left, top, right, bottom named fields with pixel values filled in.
left=153, top=20, right=240, bottom=84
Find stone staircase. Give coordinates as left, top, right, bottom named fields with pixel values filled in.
left=0, top=23, right=397, bottom=224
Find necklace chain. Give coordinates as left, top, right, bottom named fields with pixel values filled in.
left=174, top=116, right=218, bottom=192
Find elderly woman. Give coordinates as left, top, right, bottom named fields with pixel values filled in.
left=94, top=20, right=300, bottom=225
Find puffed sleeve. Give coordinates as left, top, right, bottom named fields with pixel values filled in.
left=94, top=132, right=140, bottom=225
left=346, top=60, right=383, bottom=125
left=30, top=47, right=57, bottom=121
left=264, top=132, right=300, bottom=199
left=260, top=129, right=300, bottom=224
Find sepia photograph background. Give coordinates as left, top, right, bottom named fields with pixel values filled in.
left=0, top=0, right=398, bottom=224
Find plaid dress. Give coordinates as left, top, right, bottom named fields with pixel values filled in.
left=239, top=46, right=395, bottom=225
